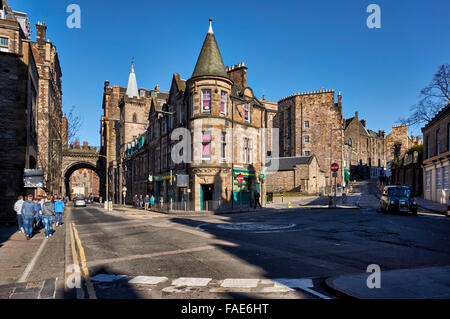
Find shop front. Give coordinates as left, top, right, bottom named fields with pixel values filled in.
left=233, top=169, right=257, bottom=207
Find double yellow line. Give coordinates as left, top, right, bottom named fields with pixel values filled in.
left=69, top=222, right=97, bottom=299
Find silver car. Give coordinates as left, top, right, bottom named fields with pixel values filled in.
left=74, top=198, right=86, bottom=207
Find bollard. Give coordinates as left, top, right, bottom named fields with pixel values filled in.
left=288, top=202, right=292, bottom=209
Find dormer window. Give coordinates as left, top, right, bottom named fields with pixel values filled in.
left=201, top=89, right=211, bottom=113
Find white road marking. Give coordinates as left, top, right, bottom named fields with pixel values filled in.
left=172, top=277, right=212, bottom=287
left=221, top=278, right=260, bottom=288
left=18, top=236, right=49, bottom=283
left=129, top=276, right=168, bottom=285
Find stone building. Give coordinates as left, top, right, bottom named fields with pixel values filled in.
left=69, top=166, right=100, bottom=198
left=422, top=104, right=450, bottom=204
left=29, top=21, right=63, bottom=196
left=100, top=64, right=168, bottom=202
left=385, top=124, right=421, bottom=164
left=343, top=112, right=386, bottom=180
left=122, top=19, right=271, bottom=211
left=0, top=0, right=39, bottom=220
left=276, top=90, right=344, bottom=191
left=264, top=156, right=326, bottom=194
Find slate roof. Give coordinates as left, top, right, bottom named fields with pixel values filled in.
left=269, top=156, right=314, bottom=171
left=191, top=21, right=228, bottom=79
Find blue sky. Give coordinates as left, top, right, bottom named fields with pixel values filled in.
left=9, top=0, right=450, bottom=146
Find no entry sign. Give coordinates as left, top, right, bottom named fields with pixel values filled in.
left=331, top=163, right=339, bottom=172
left=236, top=174, right=244, bottom=183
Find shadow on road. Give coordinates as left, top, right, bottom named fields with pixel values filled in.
left=0, top=225, right=18, bottom=248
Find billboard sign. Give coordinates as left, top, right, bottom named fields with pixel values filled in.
left=23, top=169, right=44, bottom=188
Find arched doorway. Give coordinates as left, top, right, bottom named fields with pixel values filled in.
left=64, top=162, right=101, bottom=201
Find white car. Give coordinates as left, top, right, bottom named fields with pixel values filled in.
left=74, top=198, right=87, bottom=207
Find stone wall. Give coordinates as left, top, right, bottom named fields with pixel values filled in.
left=278, top=90, right=344, bottom=188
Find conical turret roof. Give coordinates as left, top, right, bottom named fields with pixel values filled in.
left=191, top=18, right=228, bottom=79
left=126, top=63, right=139, bottom=99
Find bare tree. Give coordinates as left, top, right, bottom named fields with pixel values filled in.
left=64, top=105, right=83, bottom=145
left=399, top=63, right=450, bottom=127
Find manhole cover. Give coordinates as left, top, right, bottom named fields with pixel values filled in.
left=216, top=222, right=296, bottom=232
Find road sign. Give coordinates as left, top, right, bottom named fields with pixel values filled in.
left=236, top=174, right=244, bottom=184
left=259, top=173, right=266, bottom=180
left=331, top=163, right=339, bottom=172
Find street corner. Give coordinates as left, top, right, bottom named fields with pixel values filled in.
left=324, top=266, right=450, bottom=299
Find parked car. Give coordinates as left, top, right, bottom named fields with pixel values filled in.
left=74, top=198, right=87, bottom=208
left=380, top=185, right=418, bottom=215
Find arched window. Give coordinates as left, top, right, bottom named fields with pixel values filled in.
left=132, top=113, right=137, bottom=123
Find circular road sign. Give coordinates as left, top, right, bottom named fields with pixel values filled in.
left=331, top=163, right=339, bottom=172
left=236, top=174, right=244, bottom=184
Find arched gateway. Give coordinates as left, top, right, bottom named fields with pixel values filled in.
left=62, top=148, right=105, bottom=200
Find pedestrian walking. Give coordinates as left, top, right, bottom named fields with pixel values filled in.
left=21, top=195, right=36, bottom=240
left=254, top=191, right=262, bottom=209
left=42, top=195, right=55, bottom=239
left=139, top=195, right=144, bottom=208
left=54, top=197, right=65, bottom=227
left=150, top=195, right=155, bottom=208
left=34, top=197, right=42, bottom=233
left=160, top=196, right=164, bottom=209
left=144, top=195, right=150, bottom=210
left=133, top=194, right=138, bottom=208
left=14, top=195, right=24, bottom=233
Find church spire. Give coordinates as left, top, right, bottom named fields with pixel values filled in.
left=191, top=18, right=228, bottom=79
left=126, top=58, right=139, bottom=99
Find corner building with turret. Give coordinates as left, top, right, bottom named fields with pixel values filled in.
left=123, top=19, right=271, bottom=211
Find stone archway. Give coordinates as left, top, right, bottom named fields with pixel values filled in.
left=62, top=150, right=105, bottom=200
left=63, top=162, right=101, bottom=200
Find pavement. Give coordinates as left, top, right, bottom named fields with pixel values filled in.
left=325, top=266, right=450, bottom=299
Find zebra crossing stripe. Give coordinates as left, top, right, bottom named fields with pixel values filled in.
left=172, top=277, right=212, bottom=287
left=128, top=276, right=168, bottom=285
left=220, top=278, right=260, bottom=288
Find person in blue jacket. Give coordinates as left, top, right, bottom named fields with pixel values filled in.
left=21, top=195, right=36, bottom=240
left=54, top=197, right=65, bottom=227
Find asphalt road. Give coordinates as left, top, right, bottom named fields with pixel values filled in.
left=63, top=202, right=450, bottom=299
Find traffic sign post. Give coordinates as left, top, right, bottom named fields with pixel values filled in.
left=331, top=163, right=339, bottom=206
left=236, top=174, right=244, bottom=211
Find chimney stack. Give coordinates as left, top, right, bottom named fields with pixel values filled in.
left=36, top=21, right=47, bottom=44
left=227, top=62, right=247, bottom=87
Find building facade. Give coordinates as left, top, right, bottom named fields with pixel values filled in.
left=385, top=124, right=421, bottom=165
left=277, top=90, right=344, bottom=191
left=122, top=20, right=271, bottom=211
left=100, top=65, right=168, bottom=202
left=0, top=0, right=39, bottom=220
left=30, top=21, right=63, bottom=196
left=422, top=104, right=450, bottom=204
left=343, top=112, right=386, bottom=180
